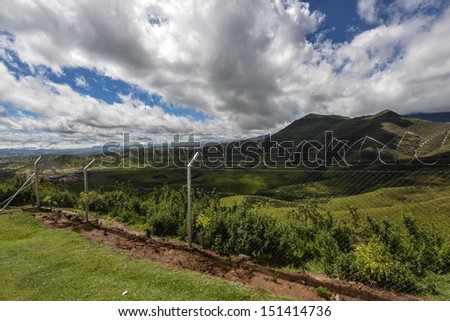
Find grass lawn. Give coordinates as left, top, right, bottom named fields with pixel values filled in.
left=0, top=211, right=281, bottom=301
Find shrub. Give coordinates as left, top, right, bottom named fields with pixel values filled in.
left=42, top=195, right=57, bottom=207
left=147, top=208, right=180, bottom=236
left=40, top=182, right=77, bottom=209
left=353, top=241, right=394, bottom=285
left=196, top=203, right=291, bottom=266
left=400, top=215, right=442, bottom=276
left=345, top=241, right=419, bottom=292
left=144, top=186, right=187, bottom=237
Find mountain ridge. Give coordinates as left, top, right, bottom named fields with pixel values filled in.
left=271, top=110, right=450, bottom=162
left=273, top=109, right=449, bottom=142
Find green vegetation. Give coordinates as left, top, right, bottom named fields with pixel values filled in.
left=0, top=175, right=35, bottom=206
left=73, top=184, right=450, bottom=295
left=2, top=169, right=450, bottom=298
left=221, top=185, right=450, bottom=235
left=195, top=200, right=449, bottom=294
left=0, top=211, right=280, bottom=300
left=315, top=287, right=332, bottom=300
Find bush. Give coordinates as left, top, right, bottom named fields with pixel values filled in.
left=144, top=186, right=187, bottom=237
left=196, top=203, right=291, bottom=266
left=40, top=182, right=77, bottom=208
left=42, top=195, right=57, bottom=207
left=147, top=208, right=180, bottom=235
left=400, top=215, right=442, bottom=276
left=75, top=181, right=143, bottom=224
left=353, top=241, right=394, bottom=285
left=340, top=240, right=419, bottom=292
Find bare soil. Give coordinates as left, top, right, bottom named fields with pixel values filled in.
left=32, top=208, right=422, bottom=301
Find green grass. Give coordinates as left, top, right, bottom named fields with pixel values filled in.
left=320, top=186, right=450, bottom=235
left=220, top=195, right=297, bottom=221
left=0, top=211, right=282, bottom=301
left=315, top=286, right=332, bottom=300
left=222, top=186, right=450, bottom=235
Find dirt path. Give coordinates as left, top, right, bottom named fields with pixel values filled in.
left=32, top=208, right=421, bottom=301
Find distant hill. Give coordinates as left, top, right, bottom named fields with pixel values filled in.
left=0, top=146, right=103, bottom=158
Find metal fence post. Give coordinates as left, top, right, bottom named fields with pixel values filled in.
left=187, top=152, right=199, bottom=247
left=83, top=159, right=95, bottom=223
left=34, top=156, right=42, bottom=208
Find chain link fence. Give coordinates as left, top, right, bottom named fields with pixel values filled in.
left=176, top=167, right=450, bottom=297
left=1, top=161, right=449, bottom=298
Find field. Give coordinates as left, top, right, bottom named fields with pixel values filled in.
left=0, top=210, right=279, bottom=301
left=221, top=185, right=450, bottom=235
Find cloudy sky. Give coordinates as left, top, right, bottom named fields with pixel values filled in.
left=0, top=0, right=449, bottom=149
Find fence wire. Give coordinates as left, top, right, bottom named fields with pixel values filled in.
left=188, top=168, right=450, bottom=296
left=1, top=165, right=449, bottom=297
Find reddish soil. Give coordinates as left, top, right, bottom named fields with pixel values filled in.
left=32, top=208, right=421, bottom=301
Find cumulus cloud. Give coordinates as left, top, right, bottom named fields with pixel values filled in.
left=0, top=0, right=449, bottom=148
left=357, top=0, right=380, bottom=24
left=0, top=61, right=245, bottom=148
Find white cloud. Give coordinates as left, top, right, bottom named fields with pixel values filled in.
left=75, top=75, right=88, bottom=88
left=357, top=0, right=380, bottom=24
left=306, top=8, right=450, bottom=116
left=0, top=0, right=325, bottom=136
left=0, top=0, right=449, bottom=149
left=0, top=60, right=262, bottom=148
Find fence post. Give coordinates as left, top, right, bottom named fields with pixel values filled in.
left=83, top=159, right=95, bottom=223
left=187, top=152, right=200, bottom=248
left=34, top=156, right=42, bottom=208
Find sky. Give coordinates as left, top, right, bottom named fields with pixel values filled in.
left=0, top=0, right=450, bottom=149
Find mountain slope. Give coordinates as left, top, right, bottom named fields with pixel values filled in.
left=272, top=109, right=450, bottom=161
left=273, top=109, right=448, bottom=142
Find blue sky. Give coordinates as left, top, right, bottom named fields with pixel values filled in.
left=310, top=0, right=365, bottom=42
left=0, top=48, right=209, bottom=120
left=0, top=0, right=449, bottom=149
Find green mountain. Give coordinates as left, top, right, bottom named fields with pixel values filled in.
left=272, top=109, right=450, bottom=163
